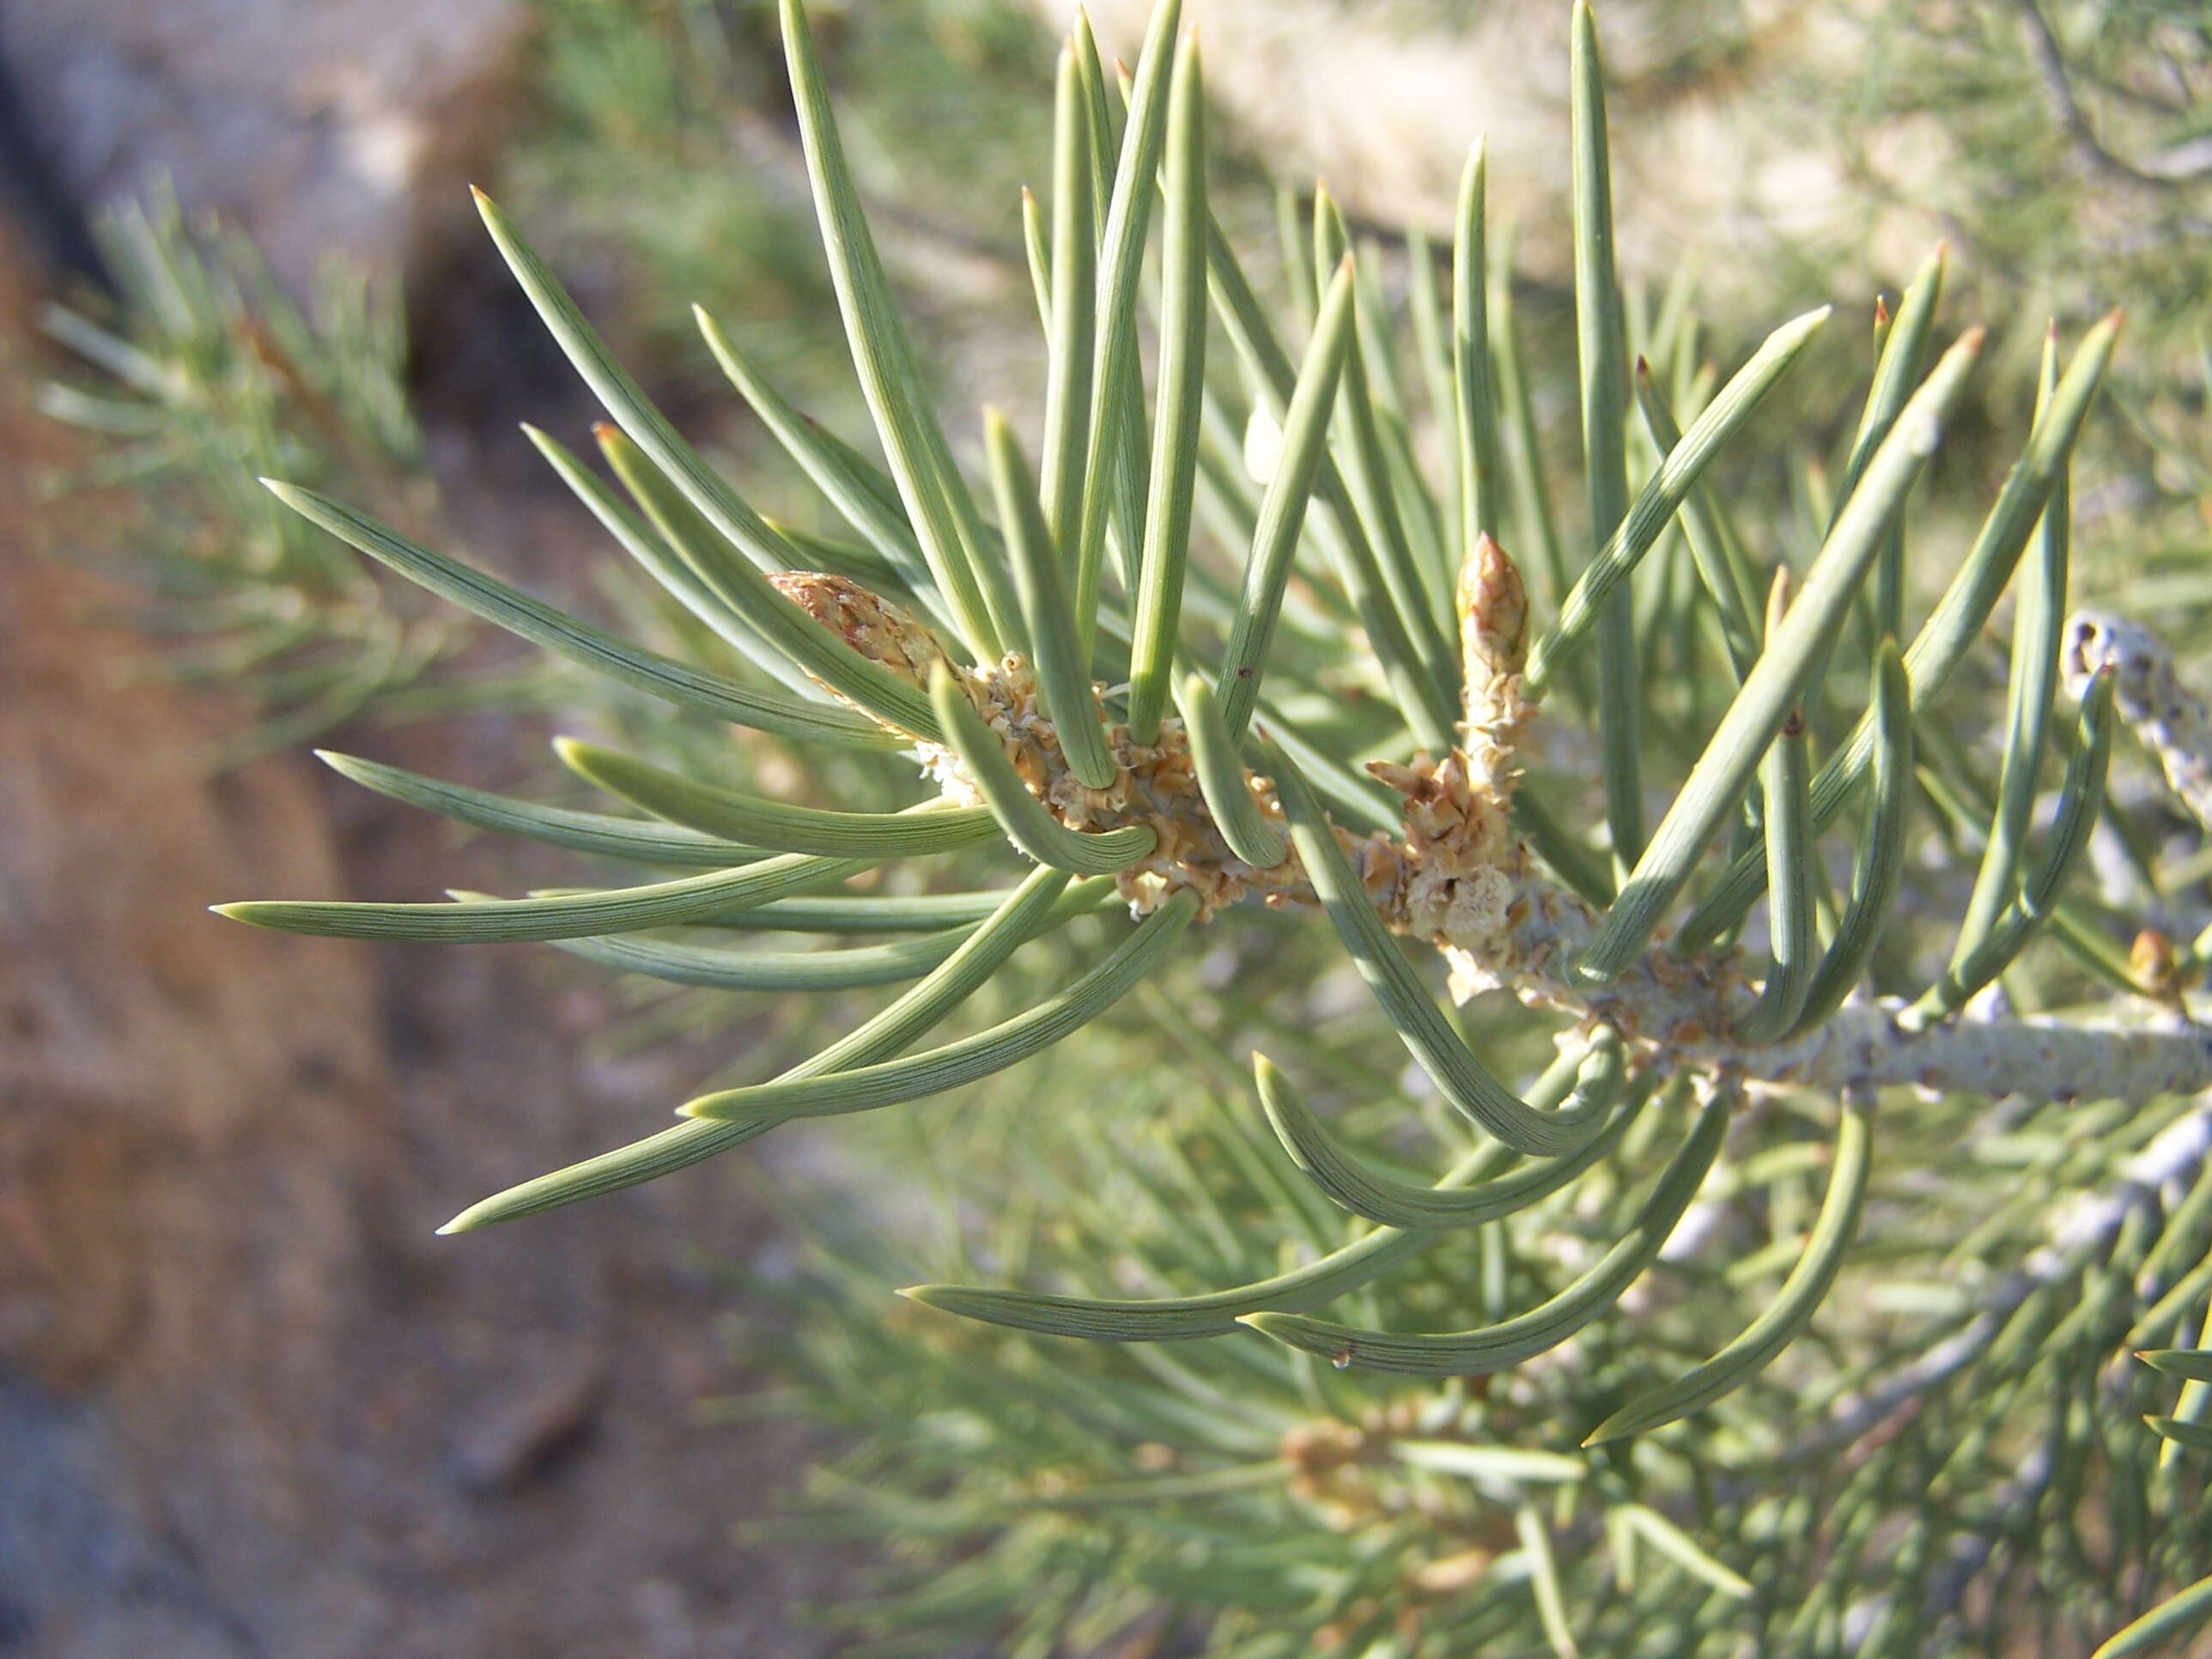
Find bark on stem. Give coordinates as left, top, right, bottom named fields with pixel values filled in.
left=793, top=558, right=2212, bottom=1113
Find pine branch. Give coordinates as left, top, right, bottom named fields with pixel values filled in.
left=2065, top=610, right=2212, bottom=830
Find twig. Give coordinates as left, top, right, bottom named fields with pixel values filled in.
left=2065, top=611, right=2212, bottom=830
left=2008, top=0, right=2211, bottom=191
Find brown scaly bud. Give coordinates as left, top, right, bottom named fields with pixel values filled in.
left=1459, top=532, right=1528, bottom=680
left=769, top=571, right=956, bottom=690
left=1455, top=534, right=1533, bottom=796
left=1282, top=1418, right=1368, bottom=1476
left=2131, top=927, right=2190, bottom=1003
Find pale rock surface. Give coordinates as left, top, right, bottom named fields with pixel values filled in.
left=2, top=0, right=526, bottom=288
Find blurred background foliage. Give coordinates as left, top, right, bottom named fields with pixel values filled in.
left=31, top=0, right=2212, bottom=1654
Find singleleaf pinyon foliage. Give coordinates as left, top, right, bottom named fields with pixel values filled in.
left=208, top=1, right=2212, bottom=1650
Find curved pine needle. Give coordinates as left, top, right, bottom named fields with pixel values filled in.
left=1786, top=641, right=1914, bottom=1034
left=1126, top=28, right=1207, bottom=745
left=1842, top=246, right=1947, bottom=512
left=704, top=881, right=1119, bottom=934
left=1629, top=367, right=1762, bottom=678
left=1515, top=1504, right=1579, bottom=1659
left=1311, top=188, right=1459, bottom=706
left=1198, top=213, right=1459, bottom=750
left=1267, top=738, right=1613, bottom=1157
left=1452, top=139, right=1504, bottom=561
left=1571, top=0, right=1642, bottom=871
left=1901, top=670, right=2115, bottom=1030
left=1737, top=658, right=1814, bottom=1044
left=469, top=187, right=839, bottom=586
left=1255, top=1045, right=1649, bottom=1230
left=1172, top=673, right=1286, bottom=868
left=1403, top=228, right=1453, bottom=553
left=1613, top=1505, right=1753, bottom=1600
left=1069, top=0, right=1181, bottom=636
left=1216, top=258, right=1359, bottom=742
left=927, top=663, right=1154, bottom=874
left=216, top=847, right=872, bottom=944
left=547, top=927, right=973, bottom=993
left=1511, top=783, right=1617, bottom=908
left=1524, top=304, right=1831, bottom=698
left=1491, top=236, right=1569, bottom=611
left=317, top=749, right=766, bottom=868
left=596, top=422, right=941, bottom=738
left=524, top=422, right=791, bottom=673
left=1675, top=310, right=2121, bottom=955
left=1039, top=43, right=1096, bottom=556
left=903, top=1221, right=1436, bottom=1342
left=1842, top=245, right=1946, bottom=630
left=983, top=409, right=1115, bottom=787
left=539, top=878, right=1108, bottom=993
left=261, top=481, right=894, bottom=750
left=681, top=889, right=1198, bottom=1124
left=2143, top=1415, right=2212, bottom=1456
left=1583, top=1089, right=1875, bottom=1443
left=2137, top=1349, right=2212, bottom=1383
left=1239, top=1075, right=1726, bottom=1376
left=778, top=0, right=1019, bottom=656
left=690, top=307, right=939, bottom=605
left=2090, top=1574, right=2212, bottom=1659
left=1253, top=707, right=1402, bottom=837
left=1951, top=331, right=2069, bottom=968
left=1018, top=187, right=1049, bottom=329
left=901, top=1048, right=1595, bottom=1340
left=1572, top=326, right=1984, bottom=986
left=1392, top=1442, right=1588, bottom=1487
left=554, top=738, right=994, bottom=858
left=440, top=866, right=1073, bottom=1231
